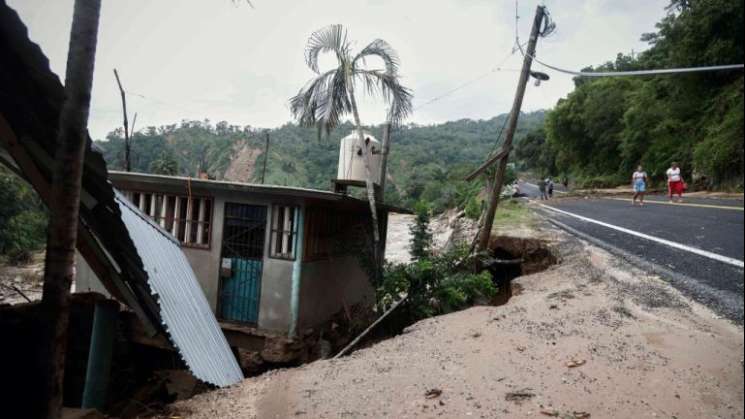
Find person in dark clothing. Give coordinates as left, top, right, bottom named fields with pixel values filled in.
left=538, top=179, right=548, bottom=200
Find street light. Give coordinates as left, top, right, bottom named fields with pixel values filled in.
left=530, top=71, right=550, bottom=86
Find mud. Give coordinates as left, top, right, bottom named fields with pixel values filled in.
left=167, top=222, right=744, bottom=419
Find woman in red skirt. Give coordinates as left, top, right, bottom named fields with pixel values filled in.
left=666, top=162, right=685, bottom=203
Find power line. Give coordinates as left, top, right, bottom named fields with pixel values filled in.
left=518, top=45, right=743, bottom=77
left=412, top=44, right=526, bottom=112
left=514, top=1, right=743, bottom=78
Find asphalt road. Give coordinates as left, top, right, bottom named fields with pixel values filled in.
left=519, top=181, right=745, bottom=323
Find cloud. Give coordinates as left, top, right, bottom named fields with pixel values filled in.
left=8, top=0, right=668, bottom=139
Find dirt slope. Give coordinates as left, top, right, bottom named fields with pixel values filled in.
left=168, top=224, right=744, bottom=419
left=223, top=141, right=263, bottom=182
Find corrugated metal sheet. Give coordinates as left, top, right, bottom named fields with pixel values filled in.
left=1, top=3, right=242, bottom=388
left=115, top=191, right=244, bottom=387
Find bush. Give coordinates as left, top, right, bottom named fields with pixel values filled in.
left=378, top=246, right=497, bottom=322
left=464, top=196, right=481, bottom=220
left=409, top=202, right=433, bottom=261
left=0, top=167, right=47, bottom=260
left=3, top=210, right=47, bottom=265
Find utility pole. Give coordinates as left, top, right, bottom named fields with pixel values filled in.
left=260, top=130, right=270, bottom=184
left=113, top=69, right=131, bottom=171
left=475, top=5, right=546, bottom=253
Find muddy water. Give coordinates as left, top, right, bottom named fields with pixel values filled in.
left=384, top=214, right=416, bottom=264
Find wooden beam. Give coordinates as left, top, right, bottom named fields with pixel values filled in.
left=464, top=145, right=512, bottom=182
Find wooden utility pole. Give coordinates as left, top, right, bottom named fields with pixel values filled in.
left=113, top=69, right=131, bottom=171
left=39, top=0, right=101, bottom=417
left=260, top=130, right=270, bottom=184
left=475, top=5, right=546, bottom=253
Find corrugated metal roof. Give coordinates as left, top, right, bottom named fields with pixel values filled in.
left=109, top=171, right=413, bottom=214
left=1, top=3, right=242, bottom=388
left=115, top=191, right=243, bottom=387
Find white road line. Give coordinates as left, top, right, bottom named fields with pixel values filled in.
left=605, top=197, right=744, bottom=211
left=538, top=203, right=745, bottom=269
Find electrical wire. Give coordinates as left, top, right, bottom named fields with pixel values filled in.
left=514, top=2, right=744, bottom=78
left=412, top=43, right=526, bottom=112
left=520, top=45, right=743, bottom=77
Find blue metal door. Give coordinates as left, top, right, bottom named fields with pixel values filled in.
left=218, top=203, right=267, bottom=323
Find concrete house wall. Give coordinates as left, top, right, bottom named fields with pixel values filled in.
left=82, top=172, right=388, bottom=338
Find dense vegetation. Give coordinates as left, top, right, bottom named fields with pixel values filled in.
left=378, top=203, right=495, bottom=323
left=0, top=112, right=540, bottom=261
left=516, top=0, right=744, bottom=190
left=0, top=167, right=47, bottom=263
left=95, top=111, right=544, bottom=211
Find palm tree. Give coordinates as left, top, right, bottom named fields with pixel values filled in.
left=290, top=24, right=412, bottom=260
left=39, top=0, right=101, bottom=417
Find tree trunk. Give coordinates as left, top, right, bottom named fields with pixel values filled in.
left=347, top=83, right=381, bottom=256
left=113, top=69, right=131, bottom=171
left=39, top=0, right=101, bottom=417
left=378, top=108, right=393, bottom=203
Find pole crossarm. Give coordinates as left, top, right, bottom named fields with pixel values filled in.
left=464, top=145, right=512, bottom=181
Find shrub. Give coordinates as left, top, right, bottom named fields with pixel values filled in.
left=0, top=167, right=47, bottom=260
left=464, top=196, right=481, bottom=220
left=3, top=210, right=47, bottom=265
left=409, top=201, right=433, bottom=261
left=378, top=245, right=497, bottom=322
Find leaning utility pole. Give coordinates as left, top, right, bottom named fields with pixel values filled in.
left=260, top=130, right=270, bottom=184
left=475, top=5, right=546, bottom=253
left=113, top=69, right=131, bottom=171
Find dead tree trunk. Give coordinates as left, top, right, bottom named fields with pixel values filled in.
left=39, top=0, right=101, bottom=417
left=114, top=69, right=130, bottom=171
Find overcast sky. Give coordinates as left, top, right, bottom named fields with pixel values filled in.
left=9, top=0, right=668, bottom=140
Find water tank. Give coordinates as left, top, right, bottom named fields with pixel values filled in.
left=337, top=131, right=381, bottom=185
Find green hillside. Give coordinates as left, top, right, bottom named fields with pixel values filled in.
left=518, top=0, right=744, bottom=190
left=94, top=111, right=545, bottom=210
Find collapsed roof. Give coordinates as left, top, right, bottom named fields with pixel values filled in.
left=0, top=1, right=242, bottom=386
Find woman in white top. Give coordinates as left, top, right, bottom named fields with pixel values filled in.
left=666, top=162, right=685, bottom=203
left=632, top=165, right=647, bottom=206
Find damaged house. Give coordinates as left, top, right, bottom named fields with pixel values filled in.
left=76, top=133, right=405, bottom=357
left=1, top=6, right=405, bottom=416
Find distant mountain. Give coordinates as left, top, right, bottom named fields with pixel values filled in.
left=94, top=111, right=545, bottom=209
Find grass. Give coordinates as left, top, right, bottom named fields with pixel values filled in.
left=491, top=199, right=535, bottom=231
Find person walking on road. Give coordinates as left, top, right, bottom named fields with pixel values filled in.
left=538, top=178, right=548, bottom=200
left=547, top=178, right=555, bottom=199
left=632, top=165, right=648, bottom=206
left=666, top=162, right=685, bottom=203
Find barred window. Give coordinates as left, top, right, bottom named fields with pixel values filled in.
left=270, top=205, right=297, bottom=260
left=125, top=191, right=212, bottom=248
left=304, top=207, right=339, bottom=261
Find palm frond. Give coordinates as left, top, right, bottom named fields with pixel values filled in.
left=289, top=68, right=351, bottom=134
left=354, top=69, right=413, bottom=126
left=353, top=39, right=400, bottom=75
left=305, top=24, right=350, bottom=74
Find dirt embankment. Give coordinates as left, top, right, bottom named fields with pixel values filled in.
left=167, top=222, right=744, bottom=419
left=223, top=141, right=264, bottom=183
left=385, top=210, right=479, bottom=265
left=0, top=253, right=44, bottom=305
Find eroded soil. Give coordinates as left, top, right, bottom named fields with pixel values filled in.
left=167, top=223, right=745, bottom=419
